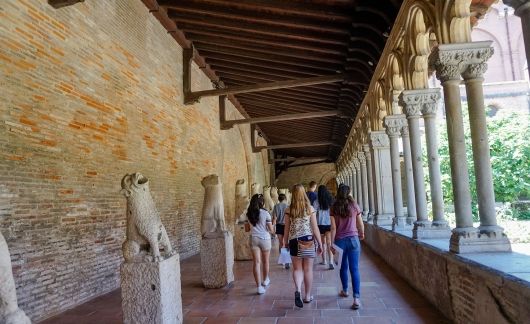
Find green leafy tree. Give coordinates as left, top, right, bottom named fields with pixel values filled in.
left=434, top=107, right=530, bottom=220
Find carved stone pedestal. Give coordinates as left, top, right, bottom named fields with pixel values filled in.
left=450, top=227, right=511, bottom=253
left=413, top=221, right=451, bottom=239
left=234, top=223, right=252, bottom=261
left=201, top=231, right=234, bottom=288
left=0, top=233, right=31, bottom=324
left=121, top=254, right=182, bottom=324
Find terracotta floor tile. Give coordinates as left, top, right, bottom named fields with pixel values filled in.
left=39, top=241, right=449, bottom=324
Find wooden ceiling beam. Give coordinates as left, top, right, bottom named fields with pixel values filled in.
left=235, top=98, right=330, bottom=114
left=193, top=41, right=345, bottom=65
left=161, top=2, right=349, bottom=34
left=201, top=52, right=334, bottom=74
left=184, top=30, right=346, bottom=56
left=223, top=110, right=341, bottom=129
left=237, top=93, right=337, bottom=110
left=161, top=0, right=353, bottom=24
left=255, top=141, right=338, bottom=151
left=167, top=12, right=348, bottom=46
left=225, top=77, right=340, bottom=94
left=198, top=48, right=341, bottom=71
left=273, top=156, right=329, bottom=162
left=185, top=73, right=348, bottom=104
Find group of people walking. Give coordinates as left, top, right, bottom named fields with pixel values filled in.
left=245, top=181, right=364, bottom=310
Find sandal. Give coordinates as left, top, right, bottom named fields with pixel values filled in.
left=339, top=290, right=349, bottom=297
left=303, top=296, right=314, bottom=303
left=351, top=298, right=360, bottom=310
left=294, top=291, right=303, bottom=308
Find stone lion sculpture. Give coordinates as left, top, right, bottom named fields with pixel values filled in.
left=235, top=179, right=250, bottom=224
left=251, top=183, right=261, bottom=196
left=270, top=187, right=279, bottom=205
left=120, top=173, right=174, bottom=262
left=201, top=174, right=227, bottom=238
left=263, top=186, right=275, bottom=212
left=0, top=232, right=31, bottom=324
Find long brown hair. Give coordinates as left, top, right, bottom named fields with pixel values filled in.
left=332, top=185, right=356, bottom=218
left=289, top=184, right=312, bottom=219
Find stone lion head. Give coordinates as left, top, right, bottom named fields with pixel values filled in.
left=120, top=172, right=149, bottom=197
left=201, top=174, right=220, bottom=187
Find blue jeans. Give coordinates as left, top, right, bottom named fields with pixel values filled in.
left=334, top=236, right=361, bottom=298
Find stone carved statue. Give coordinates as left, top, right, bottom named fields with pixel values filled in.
left=251, top=183, right=261, bottom=196
left=0, top=232, right=31, bottom=324
left=120, top=173, right=174, bottom=263
left=201, top=175, right=227, bottom=238
left=263, top=186, right=275, bottom=212
left=270, top=187, right=279, bottom=205
left=235, top=179, right=250, bottom=224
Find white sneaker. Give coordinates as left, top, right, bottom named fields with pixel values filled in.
left=262, top=277, right=270, bottom=287
left=257, top=286, right=266, bottom=295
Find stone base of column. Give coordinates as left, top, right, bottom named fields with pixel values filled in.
left=366, top=212, right=375, bottom=224
left=121, top=254, right=183, bottom=324
left=233, top=223, right=252, bottom=261
left=201, top=231, right=235, bottom=288
left=374, top=214, right=393, bottom=227
left=392, top=216, right=412, bottom=232
left=450, top=226, right=511, bottom=253
left=412, top=221, right=451, bottom=239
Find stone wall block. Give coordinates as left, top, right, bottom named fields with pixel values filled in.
left=233, top=225, right=252, bottom=261
left=201, top=231, right=234, bottom=288
left=121, top=254, right=182, bottom=324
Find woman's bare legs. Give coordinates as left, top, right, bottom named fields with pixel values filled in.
left=325, top=231, right=333, bottom=265
left=320, top=234, right=327, bottom=264
left=261, top=249, right=270, bottom=283
left=251, top=248, right=262, bottom=286
left=291, top=256, right=304, bottom=291
left=302, top=257, right=315, bottom=301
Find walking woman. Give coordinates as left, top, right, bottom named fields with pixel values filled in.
left=283, top=184, right=323, bottom=308
left=330, top=185, right=364, bottom=310
left=246, top=194, right=274, bottom=294
left=272, top=193, right=289, bottom=269
left=314, top=185, right=334, bottom=269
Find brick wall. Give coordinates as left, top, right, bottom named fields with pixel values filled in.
left=275, top=163, right=336, bottom=189
left=0, top=0, right=269, bottom=321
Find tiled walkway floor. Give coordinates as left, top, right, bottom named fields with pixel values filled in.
left=41, top=241, right=449, bottom=324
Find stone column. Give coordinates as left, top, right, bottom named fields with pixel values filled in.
left=420, top=89, right=450, bottom=234
left=504, top=0, right=530, bottom=80
left=462, top=42, right=510, bottom=249
left=350, top=164, right=357, bottom=201
left=369, top=131, right=394, bottom=226
left=401, top=126, right=417, bottom=225
left=384, top=115, right=408, bottom=230
left=353, top=158, right=362, bottom=211
left=400, top=90, right=431, bottom=239
left=358, top=152, right=369, bottom=220
left=363, top=144, right=376, bottom=221
left=431, top=42, right=510, bottom=252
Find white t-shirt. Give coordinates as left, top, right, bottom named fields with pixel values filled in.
left=251, top=209, right=272, bottom=240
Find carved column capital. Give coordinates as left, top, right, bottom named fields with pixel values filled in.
left=462, top=62, right=489, bottom=80
left=401, top=125, right=409, bottom=137
left=504, top=0, right=530, bottom=16
left=430, top=41, right=493, bottom=82
left=357, top=152, right=366, bottom=163
left=353, top=158, right=360, bottom=169
left=369, top=131, right=390, bottom=149
left=400, top=89, right=440, bottom=119
left=383, top=114, right=407, bottom=137
left=362, top=144, right=371, bottom=158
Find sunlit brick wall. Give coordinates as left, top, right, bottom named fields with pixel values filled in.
left=0, top=0, right=268, bottom=321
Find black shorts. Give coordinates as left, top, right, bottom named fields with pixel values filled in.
left=318, top=225, right=331, bottom=233
left=275, top=224, right=285, bottom=235
left=289, top=235, right=314, bottom=257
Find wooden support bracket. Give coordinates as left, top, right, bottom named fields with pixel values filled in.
left=273, top=156, right=329, bottom=162
left=185, top=73, right=351, bottom=105
left=48, top=0, right=84, bottom=8
left=255, top=141, right=337, bottom=151
left=221, top=109, right=341, bottom=130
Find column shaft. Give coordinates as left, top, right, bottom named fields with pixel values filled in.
left=441, top=80, right=474, bottom=228
left=464, top=72, right=498, bottom=229
left=407, top=116, right=428, bottom=222
left=384, top=115, right=406, bottom=228
left=359, top=153, right=369, bottom=218
left=401, top=127, right=417, bottom=224
left=363, top=144, right=376, bottom=218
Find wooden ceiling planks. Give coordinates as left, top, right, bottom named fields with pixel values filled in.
left=150, top=0, right=402, bottom=166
